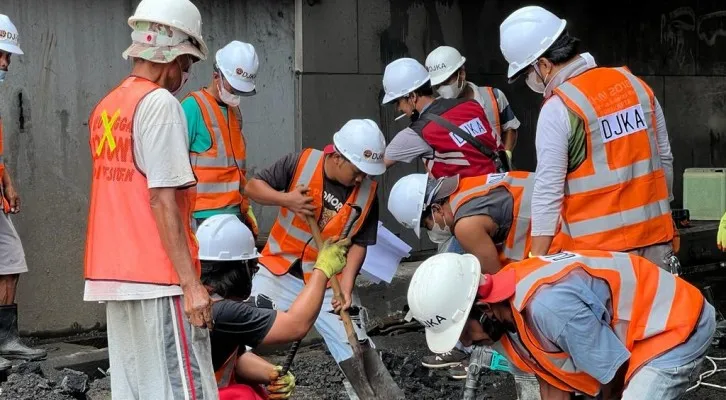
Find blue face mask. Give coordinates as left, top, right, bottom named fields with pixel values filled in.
left=0, top=70, right=6, bottom=83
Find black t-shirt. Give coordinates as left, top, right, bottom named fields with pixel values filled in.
left=210, top=299, right=277, bottom=370
left=254, top=151, right=379, bottom=246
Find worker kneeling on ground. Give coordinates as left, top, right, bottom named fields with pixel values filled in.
left=244, top=119, right=386, bottom=393
left=183, top=40, right=259, bottom=236
left=195, top=214, right=352, bottom=399
left=408, top=251, right=716, bottom=399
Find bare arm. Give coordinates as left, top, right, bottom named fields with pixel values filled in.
left=2, top=168, right=19, bottom=213
left=245, top=178, right=290, bottom=206
left=502, top=128, right=518, bottom=153
left=261, top=269, right=331, bottom=344
left=332, top=244, right=367, bottom=312
left=454, top=215, right=502, bottom=274
left=149, top=188, right=211, bottom=327
left=537, top=376, right=571, bottom=400
left=600, top=362, right=628, bottom=400
left=384, top=157, right=397, bottom=168
left=235, top=351, right=277, bottom=384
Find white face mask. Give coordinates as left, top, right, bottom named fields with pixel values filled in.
left=426, top=211, right=452, bottom=244
left=525, top=69, right=545, bottom=94
left=0, top=70, right=6, bottom=83
left=171, top=71, right=189, bottom=96
left=436, top=72, right=464, bottom=99
left=218, top=78, right=241, bottom=107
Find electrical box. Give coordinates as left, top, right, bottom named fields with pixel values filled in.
left=683, top=168, right=726, bottom=220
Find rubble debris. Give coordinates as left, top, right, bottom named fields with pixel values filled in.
left=0, top=373, right=77, bottom=400
left=58, top=368, right=89, bottom=395
left=86, top=377, right=111, bottom=400
left=11, top=361, right=43, bottom=376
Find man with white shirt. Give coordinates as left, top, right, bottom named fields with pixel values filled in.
left=83, top=0, right=218, bottom=398
left=499, top=6, right=677, bottom=271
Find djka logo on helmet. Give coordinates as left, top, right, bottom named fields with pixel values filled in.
left=236, top=67, right=256, bottom=80
left=427, top=63, right=447, bottom=73
left=0, top=30, right=18, bottom=42
left=363, top=149, right=383, bottom=160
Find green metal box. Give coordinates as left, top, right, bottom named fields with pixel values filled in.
left=683, top=168, right=726, bottom=220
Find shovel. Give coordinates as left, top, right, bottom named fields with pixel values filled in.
left=305, top=215, right=406, bottom=400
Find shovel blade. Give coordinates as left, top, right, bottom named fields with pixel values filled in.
left=361, top=347, right=406, bottom=400
left=339, top=357, right=377, bottom=399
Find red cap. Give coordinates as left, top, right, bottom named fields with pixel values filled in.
left=476, top=269, right=516, bottom=303
left=323, top=144, right=335, bottom=154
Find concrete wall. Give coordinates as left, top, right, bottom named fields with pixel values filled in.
left=0, top=0, right=295, bottom=333
left=299, top=0, right=726, bottom=251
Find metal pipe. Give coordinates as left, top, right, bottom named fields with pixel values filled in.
left=462, top=346, right=487, bottom=399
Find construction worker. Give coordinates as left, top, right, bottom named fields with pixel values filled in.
left=500, top=6, right=677, bottom=271
left=381, top=58, right=507, bottom=179
left=196, top=214, right=352, bottom=399
left=0, top=14, right=47, bottom=370
left=389, top=172, right=548, bottom=387
left=244, top=119, right=386, bottom=393
left=182, top=40, right=259, bottom=236
left=409, top=251, right=715, bottom=399
left=425, top=46, right=521, bottom=161
left=83, top=0, right=218, bottom=398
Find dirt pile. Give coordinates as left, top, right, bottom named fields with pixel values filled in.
left=0, top=363, right=111, bottom=400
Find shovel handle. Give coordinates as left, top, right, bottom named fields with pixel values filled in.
left=305, top=216, right=362, bottom=353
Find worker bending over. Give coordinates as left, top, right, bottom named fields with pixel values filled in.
left=244, top=119, right=386, bottom=391
left=408, top=251, right=715, bottom=399
left=425, top=46, right=521, bottom=161
left=500, top=6, right=677, bottom=271
left=0, top=14, right=47, bottom=368
left=183, top=40, right=259, bottom=235
left=381, top=58, right=507, bottom=178
left=84, top=0, right=218, bottom=397
left=195, top=215, right=352, bottom=399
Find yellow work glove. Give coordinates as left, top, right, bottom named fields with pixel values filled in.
left=505, top=150, right=512, bottom=161
left=247, top=207, right=258, bottom=227
left=267, top=366, right=296, bottom=400
left=718, top=212, right=726, bottom=251
left=313, top=238, right=352, bottom=278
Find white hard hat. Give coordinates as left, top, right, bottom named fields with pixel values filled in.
left=500, top=6, right=567, bottom=80
left=127, top=0, right=209, bottom=60
left=0, top=15, right=23, bottom=55
left=407, top=253, right=481, bottom=354
left=381, top=58, right=431, bottom=105
left=196, top=215, right=260, bottom=261
left=332, top=119, right=387, bottom=176
left=388, top=174, right=460, bottom=238
left=425, top=46, right=466, bottom=86
left=216, top=41, right=259, bottom=94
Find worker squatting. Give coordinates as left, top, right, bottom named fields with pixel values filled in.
left=0, top=1, right=720, bottom=400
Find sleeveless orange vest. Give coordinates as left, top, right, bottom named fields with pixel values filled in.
left=500, top=250, right=703, bottom=396
left=477, top=86, right=501, bottom=138
left=449, top=171, right=535, bottom=264
left=259, top=149, right=377, bottom=283
left=85, top=76, right=200, bottom=285
left=553, top=67, right=673, bottom=252
left=0, top=120, right=9, bottom=213
left=187, top=90, right=257, bottom=234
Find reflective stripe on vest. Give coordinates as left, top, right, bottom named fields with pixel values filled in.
left=505, top=250, right=703, bottom=395
left=85, top=77, right=200, bottom=285
left=449, top=172, right=533, bottom=261
left=478, top=86, right=501, bottom=137
left=260, top=149, right=377, bottom=282
left=215, top=347, right=239, bottom=388
left=188, top=90, right=248, bottom=213
left=554, top=67, right=673, bottom=251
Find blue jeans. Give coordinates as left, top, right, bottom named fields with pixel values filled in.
left=620, top=357, right=704, bottom=399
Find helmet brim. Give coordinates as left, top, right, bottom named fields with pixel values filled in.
left=0, top=43, right=23, bottom=55
left=355, top=161, right=386, bottom=177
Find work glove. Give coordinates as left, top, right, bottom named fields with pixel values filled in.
left=267, top=366, right=296, bottom=400
left=247, top=207, right=258, bottom=227
left=505, top=150, right=512, bottom=162
left=718, top=212, right=726, bottom=251
left=313, top=238, right=352, bottom=278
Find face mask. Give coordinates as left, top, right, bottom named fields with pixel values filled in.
left=525, top=69, right=545, bottom=94
left=218, top=78, right=241, bottom=107
left=0, top=70, right=6, bottom=83
left=437, top=72, right=464, bottom=99
left=170, top=58, right=190, bottom=96
left=427, top=211, right=452, bottom=244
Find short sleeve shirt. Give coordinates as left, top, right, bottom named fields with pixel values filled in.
left=210, top=299, right=277, bottom=370
left=453, top=186, right=514, bottom=244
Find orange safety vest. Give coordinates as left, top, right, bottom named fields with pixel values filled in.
left=477, top=86, right=502, bottom=138
left=500, top=250, right=704, bottom=396
left=187, top=90, right=257, bottom=234
left=448, top=171, right=535, bottom=264
left=553, top=67, right=673, bottom=252
left=85, top=76, right=200, bottom=285
left=215, top=347, right=239, bottom=388
left=0, top=119, right=9, bottom=213
left=259, top=148, right=377, bottom=283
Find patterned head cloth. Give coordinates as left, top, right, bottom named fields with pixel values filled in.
left=122, top=21, right=204, bottom=63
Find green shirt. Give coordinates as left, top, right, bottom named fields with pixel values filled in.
left=567, top=109, right=587, bottom=172
left=181, top=95, right=241, bottom=219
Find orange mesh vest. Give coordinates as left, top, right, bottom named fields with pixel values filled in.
left=187, top=90, right=255, bottom=231
left=259, top=149, right=377, bottom=283
left=478, top=86, right=501, bottom=138
left=0, top=119, right=9, bottom=213
left=553, top=67, right=673, bottom=251
left=85, top=76, right=200, bottom=285
left=500, top=250, right=703, bottom=396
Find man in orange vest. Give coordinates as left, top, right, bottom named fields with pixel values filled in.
left=83, top=1, right=218, bottom=398
left=182, top=40, right=259, bottom=236
left=0, top=14, right=47, bottom=369
left=245, top=119, right=386, bottom=390
left=408, top=251, right=715, bottom=399
left=500, top=7, right=677, bottom=271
